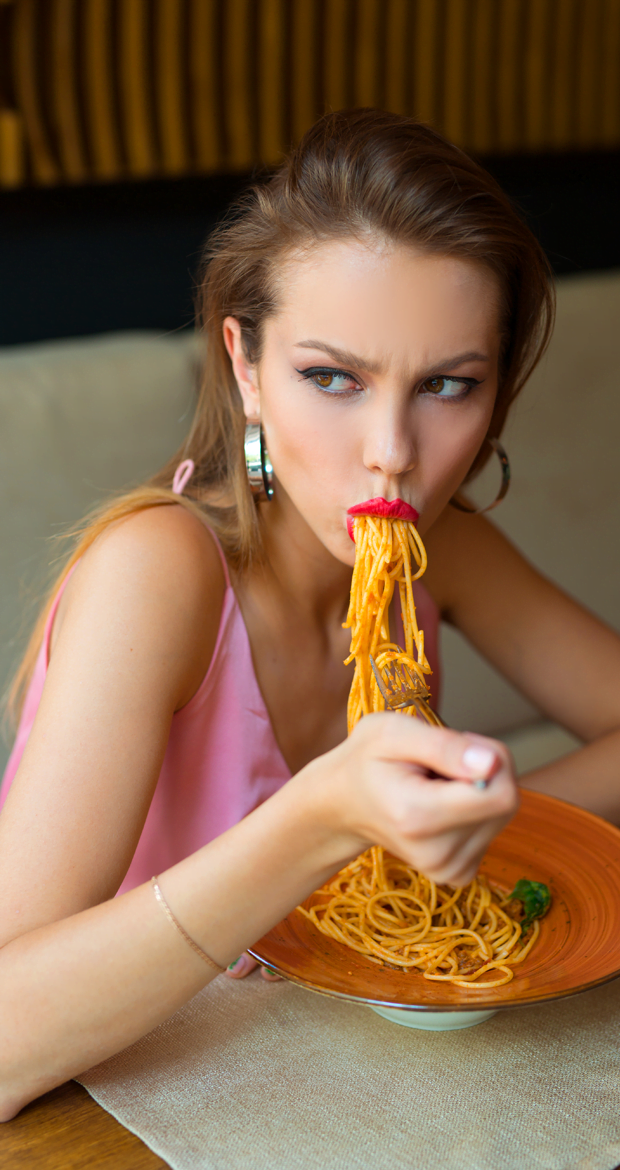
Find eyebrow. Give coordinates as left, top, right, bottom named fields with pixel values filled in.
left=294, top=340, right=490, bottom=375
left=294, top=340, right=384, bottom=374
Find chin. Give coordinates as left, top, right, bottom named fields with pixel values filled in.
left=321, top=527, right=356, bottom=567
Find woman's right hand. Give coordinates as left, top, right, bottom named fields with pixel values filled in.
left=307, top=711, right=519, bottom=887
left=226, top=715, right=516, bottom=984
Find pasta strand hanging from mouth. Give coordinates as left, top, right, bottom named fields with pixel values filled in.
left=343, top=515, right=433, bottom=733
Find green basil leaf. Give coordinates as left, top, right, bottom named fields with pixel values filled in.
left=508, top=879, right=552, bottom=934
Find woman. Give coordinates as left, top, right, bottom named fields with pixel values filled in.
left=1, top=110, right=619, bottom=1119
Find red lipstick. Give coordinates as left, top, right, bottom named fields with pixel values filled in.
left=346, top=498, right=419, bottom=541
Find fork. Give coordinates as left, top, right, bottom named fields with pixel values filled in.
left=368, top=655, right=489, bottom=789
left=369, top=655, right=443, bottom=723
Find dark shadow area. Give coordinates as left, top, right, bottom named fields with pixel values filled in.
left=0, top=173, right=249, bottom=347
left=482, top=151, right=620, bottom=276
left=0, top=151, right=618, bottom=347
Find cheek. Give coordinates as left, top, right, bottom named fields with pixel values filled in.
left=262, top=382, right=359, bottom=485
left=419, top=395, right=496, bottom=495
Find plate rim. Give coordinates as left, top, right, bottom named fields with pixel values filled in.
left=246, top=949, right=620, bottom=1013
left=248, top=790, right=620, bottom=1012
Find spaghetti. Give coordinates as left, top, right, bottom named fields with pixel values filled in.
left=298, top=514, right=544, bottom=988
left=299, top=846, right=540, bottom=988
left=343, top=516, right=440, bottom=733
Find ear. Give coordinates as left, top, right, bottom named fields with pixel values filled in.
left=223, top=317, right=261, bottom=421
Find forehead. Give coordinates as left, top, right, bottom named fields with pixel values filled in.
left=270, top=238, right=502, bottom=366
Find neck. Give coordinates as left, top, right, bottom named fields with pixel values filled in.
left=246, top=492, right=353, bottom=627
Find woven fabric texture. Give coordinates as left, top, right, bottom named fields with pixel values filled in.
left=79, top=971, right=620, bottom=1170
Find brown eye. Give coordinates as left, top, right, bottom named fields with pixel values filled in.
left=421, top=376, right=474, bottom=400
left=297, top=367, right=362, bottom=394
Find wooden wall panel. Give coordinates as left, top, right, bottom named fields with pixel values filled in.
left=470, top=0, right=496, bottom=155
left=224, top=0, right=254, bottom=168
left=413, top=0, right=440, bottom=128
left=83, top=0, right=123, bottom=179
left=189, top=0, right=220, bottom=170
left=442, top=0, right=469, bottom=147
left=120, top=0, right=157, bottom=175
left=1, top=0, right=619, bottom=188
left=383, top=0, right=409, bottom=116
left=51, top=0, right=87, bottom=181
left=259, top=0, right=286, bottom=164
left=156, top=0, right=190, bottom=173
left=354, top=0, right=382, bottom=109
left=12, top=0, right=59, bottom=183
left=523, top=0, right=552, bottom=150
left=323, top=0, right=352, bottom=114
left=601, top=0, right=620, bottom=144
left=290, top=0, right=320, bottom=145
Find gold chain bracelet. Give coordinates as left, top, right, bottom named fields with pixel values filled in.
left=151, top=877, right=224, bottom=975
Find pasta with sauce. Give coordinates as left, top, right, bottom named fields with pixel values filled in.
left=298, top=515, right=545, bottom=988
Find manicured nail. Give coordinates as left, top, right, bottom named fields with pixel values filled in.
left=462, top=745, right=496, bottom=778
left=227, top=954, right=255, bottom=977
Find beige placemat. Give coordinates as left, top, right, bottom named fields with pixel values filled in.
left=78, top=974, right=620, bottom=1170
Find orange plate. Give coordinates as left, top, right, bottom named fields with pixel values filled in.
left=248, top=790, right=620, bottom=1013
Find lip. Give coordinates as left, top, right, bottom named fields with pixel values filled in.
left=346, top=497, right=419, bottom=541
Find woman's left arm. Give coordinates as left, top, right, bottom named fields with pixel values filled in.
left=425, top=509, right=620, bottom=822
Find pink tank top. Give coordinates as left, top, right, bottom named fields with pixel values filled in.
left=0, top=529, right=441, bottom=894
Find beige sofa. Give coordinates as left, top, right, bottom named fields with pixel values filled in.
left=1, top=271, right=619, bottom=778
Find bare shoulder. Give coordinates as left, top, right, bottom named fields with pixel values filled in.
left=0, top=506, right=229, bottom=936
left=53, top=504, right=227, bottom=708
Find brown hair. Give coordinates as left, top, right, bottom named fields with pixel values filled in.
left=7, top=108, right=554, bottom=724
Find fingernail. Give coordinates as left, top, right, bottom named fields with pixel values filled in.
left=261, top=966, right=283, bottom=982
left=227, top=953, right=255, bottom=977
left=462, top=745, right=496, bottom=778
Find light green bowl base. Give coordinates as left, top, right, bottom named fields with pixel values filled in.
left=370, top=1005, right=498, bottom=1031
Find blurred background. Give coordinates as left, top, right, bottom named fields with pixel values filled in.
left=1, top=0, right=619, bottom=775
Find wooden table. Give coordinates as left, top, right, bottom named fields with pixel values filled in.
left=0, top=1081, right=169, bottom=1169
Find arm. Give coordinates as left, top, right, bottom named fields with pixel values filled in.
left=425, top=508, right=620, bottom=821
left=0, top=508, right=517, bottom=1118
left=1, top=715, right=516, bottom=1120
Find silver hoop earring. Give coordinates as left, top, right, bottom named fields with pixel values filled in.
left=244, top=422, right=274, bottom=501
left=450, top=438, right=510, bottom=514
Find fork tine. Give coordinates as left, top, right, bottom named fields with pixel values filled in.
left=370, top=655, right=412, bottom=710
left=396, top=660, right=430, bottom=697
left=384, top=660, right=409, bottom=697
left=369, top=653, right=444, bottom=721
left=369, top=655, right=391, bottom=705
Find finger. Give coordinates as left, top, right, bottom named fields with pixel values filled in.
left=409, top=815, right=514, bottom=886
left=359, top=712, right=510, bottom=786
left=403, top=764, right=519, bottom=831
left=260, top=966, right=283, bottom=982
left=225, top=953, right=259, bottom=979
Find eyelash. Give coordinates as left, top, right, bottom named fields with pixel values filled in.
left=295, top=366, right=481, bottom=402
left=296, top=367, right=361, bottom=397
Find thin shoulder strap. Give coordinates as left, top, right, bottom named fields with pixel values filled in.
left=172, top=459, right=231, bottom=589
left=44, top=562, right=79, bottom=667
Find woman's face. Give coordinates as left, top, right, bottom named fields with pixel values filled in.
left=225, top=238, right=502, bottom=567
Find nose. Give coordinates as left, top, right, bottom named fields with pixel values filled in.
left=362, top=397, right=418, bottom=482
